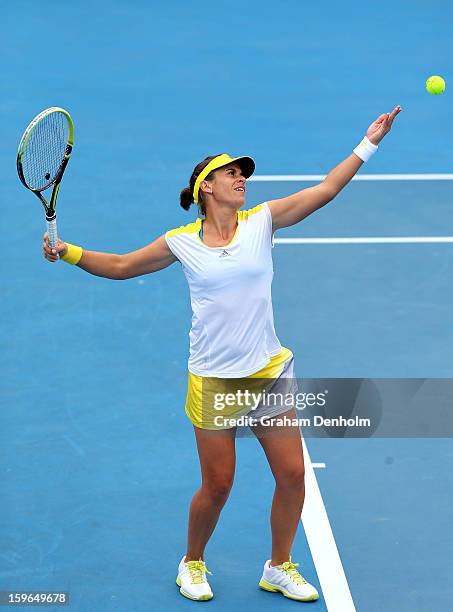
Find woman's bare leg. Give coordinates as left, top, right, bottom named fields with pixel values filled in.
left=185, top=426, right=237, bottom=561
left=252, top=410, right=305, bottom=566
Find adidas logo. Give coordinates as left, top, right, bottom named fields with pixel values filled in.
left=219, top=249, right=231, bottom=258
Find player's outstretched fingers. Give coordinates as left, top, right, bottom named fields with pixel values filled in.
left=388, top=106, right=402, bottom=126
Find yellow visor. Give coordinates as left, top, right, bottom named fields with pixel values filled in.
left=193, top=154, right=255, bottom=204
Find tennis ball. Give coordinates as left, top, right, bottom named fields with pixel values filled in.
left=426, top=75, right=446, bottom=95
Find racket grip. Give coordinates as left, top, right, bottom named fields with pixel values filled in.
left=46, top=217, right=59, bottom=249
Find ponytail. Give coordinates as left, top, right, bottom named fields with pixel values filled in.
left=179, top=186, right=193, bottom=211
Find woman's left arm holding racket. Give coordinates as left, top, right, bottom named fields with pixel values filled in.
left=42, top=235, right=177, bottom=279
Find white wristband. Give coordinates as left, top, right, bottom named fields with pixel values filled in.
left=353, top=136, right=378, bottom=162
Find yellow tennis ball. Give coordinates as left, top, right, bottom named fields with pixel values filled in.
left=426, top=75, right=446, bottom=95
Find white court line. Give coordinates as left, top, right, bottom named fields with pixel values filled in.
left=275, top=236, right=453, bottom=244
left=311, top=462, right=326, bottom=468
left=251, top=173, right=453, bottom=181
left=302, top=439, right=356, bottom=611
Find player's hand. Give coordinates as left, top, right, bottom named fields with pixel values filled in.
left=43, top=232, right=68, bottom=262
left=366, top=105, right=402, bottom=145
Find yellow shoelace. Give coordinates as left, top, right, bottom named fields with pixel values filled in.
left=186, top=560, right=212, bottom=584
left=279, top=558, right=307, bottom=585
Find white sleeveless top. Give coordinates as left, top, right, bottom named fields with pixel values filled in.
left=165, top=202, right=282, bottom=378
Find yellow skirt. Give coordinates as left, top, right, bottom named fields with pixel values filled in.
left=186, top=347, right=294, bottom=430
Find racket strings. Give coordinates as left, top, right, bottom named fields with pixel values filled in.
left=21, top=112, right=68, bottom=191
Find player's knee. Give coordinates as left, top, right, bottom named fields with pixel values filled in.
left=276, top=464, right=305, bottom=491
left=205, top=472, right=234, bottom=505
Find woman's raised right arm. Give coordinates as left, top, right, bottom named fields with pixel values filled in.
left=43, top=234, right=178, bottom=279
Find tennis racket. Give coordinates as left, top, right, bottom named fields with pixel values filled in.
left=17, top=107, right=74, bottom=248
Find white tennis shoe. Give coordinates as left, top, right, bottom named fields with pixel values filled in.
left=176, top=555, right=214, bottom=601
left=259, top=557, right=319, bottom=601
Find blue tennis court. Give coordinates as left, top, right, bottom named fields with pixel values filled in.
left=1, top=1, right=452, bottom=611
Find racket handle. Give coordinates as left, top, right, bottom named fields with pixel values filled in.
left=46, top=217, right=58, bottom=249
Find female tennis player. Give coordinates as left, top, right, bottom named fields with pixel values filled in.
left=43, top=106, right=401, bottom=603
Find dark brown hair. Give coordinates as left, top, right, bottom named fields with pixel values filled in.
left=179, top=154, right=222, bottom=216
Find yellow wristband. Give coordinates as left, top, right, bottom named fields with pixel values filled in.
left=61, top=243, right=83, bottom=265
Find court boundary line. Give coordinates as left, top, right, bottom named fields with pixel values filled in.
left=275, top=236, right=453, bottom=244
left=259, top=174, right=453, bottom=244
left=251, top=173, right=453, bottom=181
left=302, top=439, right=356, bottom=611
